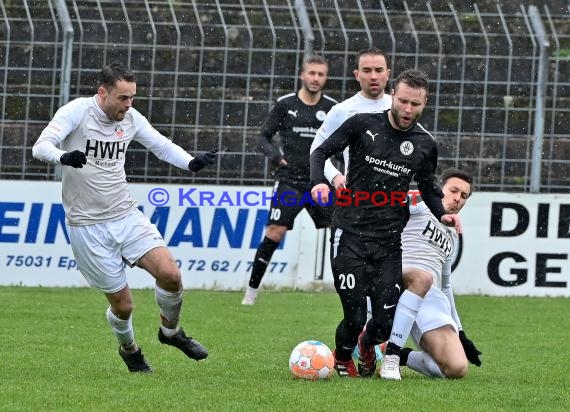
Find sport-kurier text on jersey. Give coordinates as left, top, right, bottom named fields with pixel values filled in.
left=310, top=110, right=445, bottom=241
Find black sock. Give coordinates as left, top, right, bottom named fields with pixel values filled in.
left=385, top=342, right=402, bottom=356
left=400, top=347, right=412, bottom=366
left=248, top=236, right=280, bottom=288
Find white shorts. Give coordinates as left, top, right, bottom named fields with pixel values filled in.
left=410, top=286, right=458, bottom=346
left=68, top=209, right=166, bottom=294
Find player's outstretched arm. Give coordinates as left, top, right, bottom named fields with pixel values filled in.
left=188, top=149, right=217, bottom=172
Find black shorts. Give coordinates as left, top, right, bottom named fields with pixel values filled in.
left=330, top=227, right=403, bottom=341
left=266, top=180, right=332, bottom=230
left=330, top=228, right=402, bottom=296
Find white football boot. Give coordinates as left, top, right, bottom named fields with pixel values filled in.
left=241, top=286, right=258, bottom=305
left=379, top=354, right=402, bottom=380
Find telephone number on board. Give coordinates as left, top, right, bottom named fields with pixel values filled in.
left=3, top=255, right=289, bottom=274
left=174, top=259, right=288, bottom=274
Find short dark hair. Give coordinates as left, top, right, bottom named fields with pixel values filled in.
left=355, top=47, right=390, bottom=70
left=301, top=55, right=329, bottom=71
left=97, top=63, right=136, bottom=88
left=393, top=69, right=429, bottom=97
left=440, top=168, right=473, bottom=196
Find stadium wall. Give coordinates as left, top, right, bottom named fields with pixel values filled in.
left=2, top=1, right=570, bottom=192
left=1, top=180, right=569, bottom=297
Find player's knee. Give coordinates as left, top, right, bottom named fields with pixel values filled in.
left=442, top=358, right=469, bottom=379
left=156, top=266, right=182, bottom=291
left=265, top=225, right=287, bottom=242
left=112, top=302, right=134, bottom=319
left=408, top=271, right=433, bottom=296
left=347, top=317, right=366, bottom=333
left=345, top=312, right=367, bottom=335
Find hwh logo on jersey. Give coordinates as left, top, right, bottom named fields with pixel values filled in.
left=84, top=139, right=126, bottom=159
left=422, top=220, right=452, bottom=255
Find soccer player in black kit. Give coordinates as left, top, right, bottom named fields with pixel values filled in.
left=241, top=55, right=338, bottom=305
left=309, top=69, right=462, bottom=377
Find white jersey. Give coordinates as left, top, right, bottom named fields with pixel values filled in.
left=402, top=201, right=463, bottom=330
left=310, top=92, right=392, bottom=183
left=401, top=201, right=456, bottom=289
left=32, top=96, right=194, bottom=226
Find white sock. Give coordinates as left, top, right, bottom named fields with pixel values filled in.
left=155, top=285, right=183, bottom=330
left=389, top=290, right=423, bottom=348
left=406, top=351, right=445, bottom=378
left=106, top=306, right=136, bottom=351
left=160, top=325, right=179, bottom=338
left=245, top=286, right=258, bottom=297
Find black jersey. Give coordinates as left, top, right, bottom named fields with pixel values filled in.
left=310, top=110, right=445, bottom=241
left=257, top=92, right=337, bottom=184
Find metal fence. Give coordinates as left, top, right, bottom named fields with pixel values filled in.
left=1, top=0, right=569, bottom=192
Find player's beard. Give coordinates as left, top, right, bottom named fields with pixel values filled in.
left=303, top=80, right=322, bottom=95
left=112, top=111, right=126, bottom=121
left=391, top=107, right=420, bottom=131
left=109, top=106, right=128, bottom=121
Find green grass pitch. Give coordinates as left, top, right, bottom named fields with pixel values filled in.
left=1, top=287, right=567, bottom=411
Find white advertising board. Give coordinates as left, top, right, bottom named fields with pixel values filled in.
left=452, top=192, right=570, bottom=297
left=0, top=181, right=325, bottom=290
left=1, top=180, right=569, bottom=296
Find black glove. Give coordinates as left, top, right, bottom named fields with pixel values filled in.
left=188, top=151, right=216, bottom=172
left=433, top=181, right=444, bottom=198
left=459, top=330, right=482, bottom=366
left=271, top=155, right=285, bottom=169
left=60, top=150, right=87, bottom=168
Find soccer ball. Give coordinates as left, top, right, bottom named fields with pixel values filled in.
left=288, top=340, right=335, bottom=380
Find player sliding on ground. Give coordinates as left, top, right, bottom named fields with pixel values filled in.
left=362, top=169, right=482, bottom=380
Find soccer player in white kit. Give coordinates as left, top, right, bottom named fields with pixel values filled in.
left=310, top=47, right=392, bottom=191
left=32, top=63, right=216, bottom=373
left=387, top=168, right=482, bottom=379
